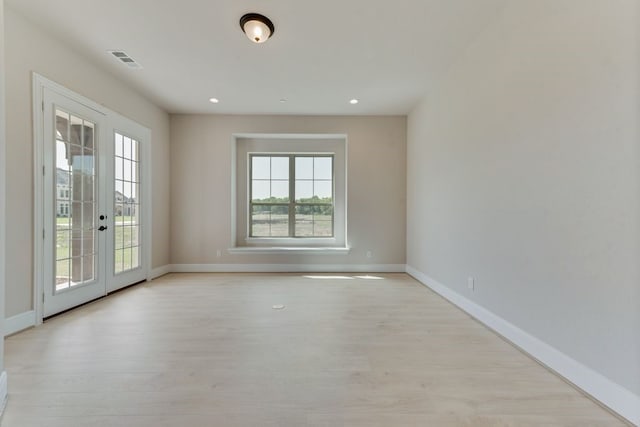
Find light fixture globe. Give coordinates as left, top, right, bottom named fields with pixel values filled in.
left=240, top=13, right=275, bottom=43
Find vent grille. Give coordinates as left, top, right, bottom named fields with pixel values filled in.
left=108, top=50, right=143, bottom=69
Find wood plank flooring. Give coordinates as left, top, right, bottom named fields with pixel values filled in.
left=2, top=273, right=627, bottom=426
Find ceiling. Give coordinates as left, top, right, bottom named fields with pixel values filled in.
left=6, top=0, right=506, bottom=115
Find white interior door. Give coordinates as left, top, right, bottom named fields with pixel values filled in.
left=40, top=83, right=149, bottom=317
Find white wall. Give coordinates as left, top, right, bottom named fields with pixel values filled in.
left=408, top=0, right=639, bottom=405
left=4, top=8, right=171, bottom=317
left=170, top=114, right=406, bottom=268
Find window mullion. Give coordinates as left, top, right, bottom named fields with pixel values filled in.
left=288, top=154, right=295, bottom=237
left=249, top=155, right=253, bottom=237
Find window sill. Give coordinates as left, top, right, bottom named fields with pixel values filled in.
left=228, top=246, right=351, bottom=255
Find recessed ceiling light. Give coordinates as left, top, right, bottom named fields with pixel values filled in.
left=350, top=99, right=359, bottom=105
left=209, top=98, right=219, bottom=104
left=279, top=99, right=287, bottom=103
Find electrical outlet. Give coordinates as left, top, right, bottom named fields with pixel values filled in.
left=366, top=251, right=373, bottom=258
left=216, top=250, right=222, bottom=257
left=468, top=277, right=475, bottom=291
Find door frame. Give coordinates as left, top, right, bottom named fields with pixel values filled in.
left=32, top=73, right=152, bottom=322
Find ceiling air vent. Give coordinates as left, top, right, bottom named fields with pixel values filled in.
left=108, top=50, right=143, bottom=69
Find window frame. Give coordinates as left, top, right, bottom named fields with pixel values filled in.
left=231, top=134, right=348, bottom=252
left=248, top=153, right=335, bottom=239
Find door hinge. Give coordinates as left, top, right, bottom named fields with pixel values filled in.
left=42, top=101, right=44, bottom=112
left=43, top=229, right=45, bottom=239
left=43, top=165, right=45, bottom=176
left=42, top=293, right=45, bottom=303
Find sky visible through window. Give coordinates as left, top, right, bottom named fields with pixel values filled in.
left=251, top=156, right=332, bottom=201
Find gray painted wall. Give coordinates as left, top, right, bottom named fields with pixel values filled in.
left=170, top=114, right=407, bottom=267
left=407, top=0, right=640, bottom=395
left=0, top=0, right=7, bottom=372
left=3, top=7, right=171, bottom=317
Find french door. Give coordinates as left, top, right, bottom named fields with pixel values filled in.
left=40, top=84, right=148, bottom=317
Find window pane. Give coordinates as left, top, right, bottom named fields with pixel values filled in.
left=124, top=225, right=134, bottom=248
left=115, top=179, right=124, bottom=196
left=83, top=174, right=95, bottom=202
left=115, top=156, right=123, bottom=180
left=114, top=204, right=124, bottom=224
left=83, top=120, right=95, bottom=151
left=295, top=206, right=313, bottom=237
left=295, top=180, right=313, bottom=202
left=270, top=222, right=289, bottom=236
left=271, top=180, right=289, bottom=201
left=123, top=159, right=132, bottom=181
left=123, top=136, right=132, bottom=160
left=270, top=205, right=289, bottom=236
left=115, top=249, right=124, bottom=274
left=131, top=203, right=140, bottom=225
left=82, top=255, right=95, bottom=283
left=70, top=115, right=83, bottom=147
left=251, top=205, right=270, bottom=237
left=131, top=161, right=139, bottom=183
left=271, top=157, right=289, bottom=180
left=115, top=225, right=124, bottom=249
left=131, top=140, right=138, bottom=162
left=56, top=229, right=70, bottom=261
left=314, top=181, right=332, bottom=201
left=252, top=156, right=270, bottom=179
left=252, top=180, right=270, bottom=201
left=295, top=157, right=313, bottom=180
left=56, top=259, right=70, bottom=290
left=82, top=203, right=95, bottom=230
left=130, top=225, right=139, bottom=247
left=115, top=133, right=124, bottom=157
left=56, top=141, right=71, bottom=171
left=251, top=205, right=289, bottom=237
left=130, top=182, right=138, bottom=201
left=295, top=205, right=333, bottom=237
left=131, top=246, right=140, bottom=270
left=314, top=157, right=332, bottom=180
left=122, top=248, right=132, bottom=272
left=314, top=221, right=333, bottom=237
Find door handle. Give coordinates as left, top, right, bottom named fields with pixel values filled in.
left=98, top=225, right=108, bottom=231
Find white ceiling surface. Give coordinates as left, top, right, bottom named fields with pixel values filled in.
left=7, top=0, right=506, bottom=115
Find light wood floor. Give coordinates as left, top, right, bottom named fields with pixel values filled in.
left=2, top=273, right=626, bottom=426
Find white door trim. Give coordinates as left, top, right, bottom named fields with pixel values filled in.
left=33, top=73, right=151, bottom=321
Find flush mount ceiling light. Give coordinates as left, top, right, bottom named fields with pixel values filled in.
left=240, top=13, right=275, bottom=44
left=350, top=99, right=359, bottom=105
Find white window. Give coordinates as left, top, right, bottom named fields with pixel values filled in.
left=232, top=134, right=347, bottom=251
left=249, top=154, right=334, bottom=238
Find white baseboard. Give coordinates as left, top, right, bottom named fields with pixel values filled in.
left=170, top=263, right=407, bottom=273
left=148, top=265, right=172, bottom=281
left=5, top=310, right=36, bottom=336
left=406, top=265, right=640, bottom=426
left=0, top=371, right=6, bottom=417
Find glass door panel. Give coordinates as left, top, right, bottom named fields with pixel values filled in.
left=107, top=118, right=147, bottom=293
left=43, top=86, right=107, bottom=318
left=114, top=132, right=141, bottom=274
left=54, top=109, right=98, bottom=292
